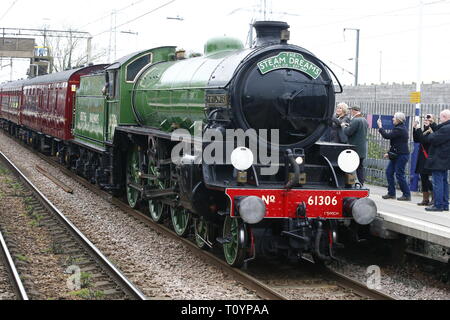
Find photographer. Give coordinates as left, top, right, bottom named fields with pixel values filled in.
left=422, top=109, right=450, bottom=212
left=413, top=114, right=437, bottom=206
left=377, top=112, right=411, bottom=201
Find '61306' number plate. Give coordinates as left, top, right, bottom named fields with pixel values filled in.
left=307, top=196, right=338, bottom=206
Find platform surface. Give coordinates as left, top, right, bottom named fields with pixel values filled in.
left=368, top=184, right=450, bottom=247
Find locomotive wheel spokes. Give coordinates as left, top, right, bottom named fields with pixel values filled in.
left=223, top=216, right=246, bottom=267
left=171, top=206, right=191, bottom=237
left=148, top=162, right=167, bottom=223
left=126, top=146, right=140, bottom=208
left=194, top=217, right=211, bottom=250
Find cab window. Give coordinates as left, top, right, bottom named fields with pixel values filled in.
left=126, top=53, right=152, bottom=83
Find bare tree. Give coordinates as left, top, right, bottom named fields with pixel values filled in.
left=41, top=27, right=107, bottom=73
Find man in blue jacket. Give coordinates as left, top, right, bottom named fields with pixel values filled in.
left=422, top=109, right=450, bottom=212
left=377, top=112, right=411, bottom=201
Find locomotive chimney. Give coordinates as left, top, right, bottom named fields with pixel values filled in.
left=253, top=21, right=290, bottom=47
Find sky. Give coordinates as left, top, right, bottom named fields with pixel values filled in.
left=0, top=0, right=449, bottom=85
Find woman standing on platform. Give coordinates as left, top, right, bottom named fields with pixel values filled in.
left=321, top=103, right=350, bottom=143
left=413, top=114, right=437, bottom=206
left=330, top=103, right=350, bottom=143
left=377, top=112, right=411, bottom=201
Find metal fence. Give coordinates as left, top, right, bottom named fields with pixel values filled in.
left=344, top=101, right=450, bottom=190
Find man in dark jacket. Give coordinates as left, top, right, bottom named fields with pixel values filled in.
left=413, top=115, right=437, bottom=206
left=342, top=106, right=368, bottom=184
left=422, top=109, right=450, bottom=212
left=377, top=112, right=411, bottom=201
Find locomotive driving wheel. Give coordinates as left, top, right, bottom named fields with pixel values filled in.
left=170, top=206, right=191, bottom=237
left=222, top=216, right=247, bottom=267
left=194, top=217, right=213, bottom=250
left=147, top=141, right=168, bottom=223
left=126, top=145, right=140, bottom=208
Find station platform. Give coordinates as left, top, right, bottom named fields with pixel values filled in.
left=368, top=184, right=450, bottom=248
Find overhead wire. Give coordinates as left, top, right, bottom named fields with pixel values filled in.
left=301, top=0, right=449, bottom=30
left=92, top=0, right=177, bottom=38
left=0, top=0, right=19, bottom=22
left=310, top=0, right=450, bottom=48
left=78, top=0, right=146, bottom=30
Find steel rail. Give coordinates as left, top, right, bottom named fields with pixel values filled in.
left=0, top=151, right=146, bottom=301
left=323, top=267, right=396, bottom=300
left=56, top=166, right=286, bottom=300
left=47, top=154, right=395, bottom=300
left=0, top=229, right=29, bottom=300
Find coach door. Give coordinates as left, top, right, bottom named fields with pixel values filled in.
left=105, top=70, right=120, bottom=142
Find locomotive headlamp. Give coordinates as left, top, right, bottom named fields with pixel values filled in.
left=295, top=157, right=304, bottom=165
left=237, top=196, right=266, bottom=224
left=231, top=147, right=254, bottom=171
left=337, top=150, right=360, bottom=173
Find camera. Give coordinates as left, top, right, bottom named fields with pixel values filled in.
left=426, top=115, right=432, bottom=119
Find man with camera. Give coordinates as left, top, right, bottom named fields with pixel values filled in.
left=413, top=114, right=437, bottom=206
left=377, top=112, right=411, bottom=201
left=422, top=109, right=450, bottom=212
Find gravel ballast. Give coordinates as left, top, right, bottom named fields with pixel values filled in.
left=0, top=132, right=259, bottom=300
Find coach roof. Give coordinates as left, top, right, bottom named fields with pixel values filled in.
left=0, top=79, right=28, bottom=89
left=24, top=67, right=88, bottom=86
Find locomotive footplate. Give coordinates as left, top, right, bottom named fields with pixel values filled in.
left=226, top=188, right=371, bottom=220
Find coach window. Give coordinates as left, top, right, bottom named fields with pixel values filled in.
left=126, top=53, right=152, bottom=83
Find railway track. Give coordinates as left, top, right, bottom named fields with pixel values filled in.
left=0, top=133, right=396, bottom=300
left=0, top=150, right=146, bottom=300
left=0, top=228, right=28, bottom=300
left=31, top=154, right=395, bottom=300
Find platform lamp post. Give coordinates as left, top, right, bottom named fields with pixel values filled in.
left=344, top=28, right=360, bottom=86
left=410, top=0, right=424, bottom=193
left=415, top=0, right=424, bottom=122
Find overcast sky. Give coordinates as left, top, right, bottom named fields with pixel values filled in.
left=0, top=0, right=449, bottom=86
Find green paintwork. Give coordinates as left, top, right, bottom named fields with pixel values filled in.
left=171, top=206, right=191, bottom=237
left=73, top=41, right=249, bottom=147
left=195, top=217, right=209, bottom=249
left=73, top=47, right=177, bottom=148
left=148, top=159, right=168, bottom=223
left=133, top=38, right=248, bottom=132
left=113, top=47, right=177, bottom=128
left=73, top=74, right=107, bottom=147
left=204, top=37, right=244, bottom=56
left=126, top=145, right=140, bottom=208
left=222, top=216, right=245, bottom=267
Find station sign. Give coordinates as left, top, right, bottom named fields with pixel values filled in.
left=410, top=91, right=421, bottom=104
